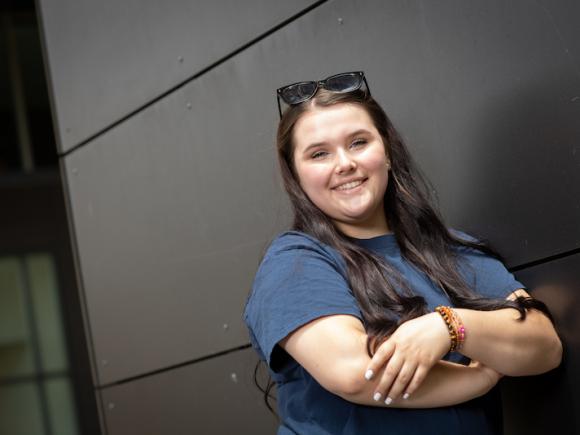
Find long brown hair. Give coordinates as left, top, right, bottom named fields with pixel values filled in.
left=255, top=86, right=552, bottom=416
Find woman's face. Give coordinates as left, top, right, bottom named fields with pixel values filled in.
left=292, top=103, right=391, bottom=238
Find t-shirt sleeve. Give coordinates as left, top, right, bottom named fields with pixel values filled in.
left=243, top=232, right=363, bottom=372
left=451, top=229, right=527, bottom=299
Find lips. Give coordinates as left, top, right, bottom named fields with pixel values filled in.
left=333, top=177, right=367, bottom=189
left=332, top=177, right=367, bottom=190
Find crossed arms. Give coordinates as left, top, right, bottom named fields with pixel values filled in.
left=279, top=289, right=562, bottom=408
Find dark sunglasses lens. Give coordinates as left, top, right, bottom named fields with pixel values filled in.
left=280, top=82, right=317, bottom=104
left=325, top=73, right=362, bottom=92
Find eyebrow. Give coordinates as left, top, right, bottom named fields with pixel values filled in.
left=301, top=128, right=373, bottom=154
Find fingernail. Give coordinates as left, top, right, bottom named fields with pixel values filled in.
left=403, top=393, right=410, bottom=400
left=384, top=397, right=393, bottom=405
left=365, top=369, right=374, bottom=380
left=373, top=392, right=382, bottom=401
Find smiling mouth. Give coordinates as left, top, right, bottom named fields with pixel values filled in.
left=333, top=178, right=367, bottom=191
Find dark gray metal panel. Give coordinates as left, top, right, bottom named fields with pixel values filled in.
left=63, top=64, right=292, bottom=384
left=416, top=1, right=580, bottom=263
left=64, top=0, right=580, bottom=385
left=37, top=0, right=315, bottom=152
left=502, top=254, right=580, bottom=434
left=100, top=348, right=278, bottom=435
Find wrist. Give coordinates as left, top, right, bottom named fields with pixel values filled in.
left=432, top=312, right=452, bottom=352
left=434, top=306, right=466, bottom=352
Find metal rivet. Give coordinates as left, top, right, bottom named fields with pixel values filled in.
left=230, top=373, right=238, bottom=383
left=186, top=102, right=192, bottom=110
left=178, top=56, right=184, bottom=63
left=338, top=17, right=344, bottom=24
left=108, top=403, right=115, bottom=410
left=223, top=323, right=229, bottom=330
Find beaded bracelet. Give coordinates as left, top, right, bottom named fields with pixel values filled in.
left=449, top=308, right=466, bottom=351
left=434, top=306, right=466, bottom=352
left=435, top=306, right=458, bottom=351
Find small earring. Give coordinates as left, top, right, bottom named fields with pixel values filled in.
left=386, top=161, right=391, bottom=169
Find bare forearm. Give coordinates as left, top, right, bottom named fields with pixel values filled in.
left=340, top=361, right=492, bottom=408
left=455, top=307, right=562, bottom=376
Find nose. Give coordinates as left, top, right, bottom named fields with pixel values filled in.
left=335, top=149, right=356, bottom=174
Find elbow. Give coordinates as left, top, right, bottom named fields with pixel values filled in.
left=323, top=371, right=365, bottom=399
left=334, top=379, right=368, bottom=404
left=310, top=356, right=370, bottom=400
left=507, top=312, right=564, bottom=376
left=505, top=334, right=563, bottom=377
left=540, top=315, right=564, bottom=372
left=548, top=335, right=563, bottom=371
left=336, top=375, right=367, bottom=398
left=538, top=332, right=563, bottom=374
left=328, top=362, right=369, bottom=399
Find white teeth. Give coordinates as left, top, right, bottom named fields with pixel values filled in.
left=335, top=180, right=363, bottom=191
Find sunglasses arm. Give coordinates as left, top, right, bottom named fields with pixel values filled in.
left=276, top=94, right=283, bottom=119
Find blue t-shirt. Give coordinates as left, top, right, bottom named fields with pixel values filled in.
left=243, top=229, right=526, bottom=435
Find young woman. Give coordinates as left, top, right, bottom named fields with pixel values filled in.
left=243, top=71, right=562, bottom=434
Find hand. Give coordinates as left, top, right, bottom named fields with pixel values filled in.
left=364, top=312, right=451, bottom=405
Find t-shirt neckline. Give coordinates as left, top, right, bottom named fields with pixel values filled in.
left=348, top=232, right=398, bottom=251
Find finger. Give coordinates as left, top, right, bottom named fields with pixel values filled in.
left=372, top=354, right=404, bottom=403
left=385, top=362, right=417, bottom=403
left=365, top=339, right=396, bottom=381
left=401, top=364, right=430, bottom=399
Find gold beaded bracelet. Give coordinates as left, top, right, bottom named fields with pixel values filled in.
left=449, top=308, right=466, bottom=351
left=434, top=306, right=466, bottom=352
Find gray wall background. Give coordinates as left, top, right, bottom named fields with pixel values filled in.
left=36, top=0, right=580, bottom=433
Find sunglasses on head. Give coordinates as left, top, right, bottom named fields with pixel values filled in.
left=276, top=71, right=371, bottom=119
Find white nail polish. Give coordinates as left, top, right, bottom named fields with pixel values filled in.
left=403, top=393, right=410, bottom=400
left=373, top=392, right=381, bottom=401
left=385, top=397, right=393, bottom=405
left=365, top=369, right=374, bottom=380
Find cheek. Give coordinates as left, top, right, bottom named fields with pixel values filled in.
left=297, top=165, right=331, bottom=197
left=369, top=158, right=387, bottom=172
left=365, top=153, right=390, bottom=188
